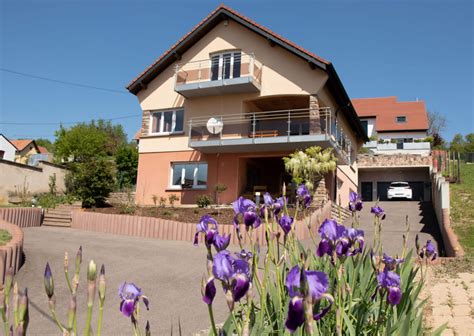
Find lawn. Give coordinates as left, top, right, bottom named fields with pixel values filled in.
left=0, top=229, right=12, bottom=246
left=450, top=162, right=474, bottom=257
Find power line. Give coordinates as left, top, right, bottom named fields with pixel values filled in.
left=1, top=68, right=129, bottom=94
left=0, top=114, right=141, bottom=125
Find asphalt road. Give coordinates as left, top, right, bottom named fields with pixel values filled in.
left=342, top=201, right=444, bottom=257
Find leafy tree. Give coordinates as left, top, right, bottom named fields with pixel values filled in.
left=35, top=138, right=55, bottom=153
left=66, top=158, right=115, bottom=207
left=283, top=146, right=337, bottom=190
left=449, top=134, right=465, bottom=153
left=465, top=133, right=474, bottom=153
left=115, top=144, right=139, bottom=189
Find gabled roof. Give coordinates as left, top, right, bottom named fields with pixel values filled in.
left=126, top=4, right=368, bottom=141
left=352, top=97, right=429, bottom=132
left=0, top=134, right=17, bottom=149
left=10, top=139, right=35, bottom=151
left=38, top=146, right=49, bottom=154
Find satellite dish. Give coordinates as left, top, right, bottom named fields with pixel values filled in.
left=206, top=117, right=223, bottom=134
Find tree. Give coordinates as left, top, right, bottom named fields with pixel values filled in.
left=35, top=138, right=55, bottom=153
left=465, top=133, right=474, bottom=153
left=449, top=134, right=466, bottom=153
left=427, top=110, right=447, bottom=148
left=115, top=144, right=139, bottom=190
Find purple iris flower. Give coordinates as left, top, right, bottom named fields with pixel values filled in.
left=316, top=220, right=365, bottom=260
left=232, top=197, right=261, bottom=229
left=213, top=233, right=231, bottom=252
left=296, top=184, right=312, bottom=208
left=261, top=193, right=285, bottom=218
left=202, top=278, right=216, bottom=305
left=375, top=270, right=402, bottom=305
left=419, top=240, right=437, bottom=260
left=345, top=227, right=365, bottom=255
left=382, top=253, right=404, bottom=271
left=279, top=214, right=294, bottom=236
left=284, top=266, right=332, bottom=332
left=212, top=250, right=251, bottom=303
left=371, top=206, right=386, bottom=220
left=194, top=214, right=218, bottom=247
left=118, top=282, right=149, bottom=318
left=348, top=191, right=363, bottom=212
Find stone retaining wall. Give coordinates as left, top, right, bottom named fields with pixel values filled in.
left=0, top=207, right=43, bottom=228
left=0, top=219, right=24, bottom=283
left=357, top=153, right=431, bottom=167
left=71, top=202, right=332, bottom=245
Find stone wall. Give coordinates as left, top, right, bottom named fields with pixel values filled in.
left=106, top=192, right=137, bottom=205
left=357, top=153, right=431, bottom=168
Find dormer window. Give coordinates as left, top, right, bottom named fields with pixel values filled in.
left=396, top=116, right=407, bottom=123
left=210, top=51, right=241, bottom=81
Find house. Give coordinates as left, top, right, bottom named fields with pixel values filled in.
left=352, top=96, right=430, bottom=154
left=0, top=134, right=16, bottom=161
left=352, top=97, right=432, bottom=202
left=126, top=4, right=368, bottom=206
left=9, top=139, right=42, bottom=165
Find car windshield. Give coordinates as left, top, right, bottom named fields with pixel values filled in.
left=390, top=183, right=409, bottom=188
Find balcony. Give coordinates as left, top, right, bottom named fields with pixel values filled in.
left=363, top=141, right=431, bottom=155
left=174, top=53, right=262, bottom=98
left=188, top=108, right=353, bottom=164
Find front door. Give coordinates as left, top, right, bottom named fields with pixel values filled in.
left=361, top=182, right=373, bottom=201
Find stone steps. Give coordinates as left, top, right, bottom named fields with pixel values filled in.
left=331, top=204, right=351, bottom=223
left=42, top=202, right=80, bottom=227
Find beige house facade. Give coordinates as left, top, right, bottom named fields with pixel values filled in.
left=127, top=5, right=367, bottom=207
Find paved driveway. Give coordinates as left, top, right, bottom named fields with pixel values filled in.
left=344, top=201, right=444, bottom=256
left=16, top=227, right=229, bottom=335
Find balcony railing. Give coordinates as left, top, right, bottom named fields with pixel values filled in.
left=188, top=107, right=353, bottom=163
left=174, top=53, right=262, bottom=97
left=363, top=141, right=431, bottom=154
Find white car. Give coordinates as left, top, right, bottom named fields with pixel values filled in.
left=387, top=182, right=412, bottom=200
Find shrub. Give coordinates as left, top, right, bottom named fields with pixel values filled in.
left=168, top=194, right=179, bottom=207
left=196, top=194, right=212, bottom=208
left=48, top=173, right=57, bottom=195
left=159, top=197, right=167, bottom=208
left=162, top=209, right=172, bottom=216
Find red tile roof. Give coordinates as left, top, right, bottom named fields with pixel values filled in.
left=126, top=4, right=330, bottom=91
left=38, top=146, right=49, bottom=154
left=10, top=139, right=34, bottom=151
left=351, top=97, right=429, bottom=132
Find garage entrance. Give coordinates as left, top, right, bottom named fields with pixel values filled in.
left=361, top=182, right=373, bottom=201
left=377, top=181, right=425, bottom=201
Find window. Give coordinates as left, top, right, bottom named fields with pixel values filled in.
left=150, top=109, right=184, bottom=135
left=210, top=51, right=241, bottom=81
left=360, top=120, right=368, bottom=137
left=396, top=116, right=407, bottom=123
left=170, top=162, right=208, bottom=189
left=0, top=150, right=4, bottom=159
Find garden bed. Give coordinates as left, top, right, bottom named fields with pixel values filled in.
left=0, top=229, right=12, bottom=245
left=85, top=205, right=307, bottom=225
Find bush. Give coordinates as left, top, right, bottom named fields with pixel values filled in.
left=168, top=194, right=179, bottom=207
left=196, top=194, right=212, bottom=208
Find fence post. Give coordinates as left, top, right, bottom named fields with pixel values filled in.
left=457, top=152, right=461, bottom=184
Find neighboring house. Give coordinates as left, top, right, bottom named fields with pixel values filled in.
left=127, top=4, right=367, bottom=206
left=9, top=139, right=41, bottom=165
left=352, top=97, right=432, bottom=202
left=0, top=134, right=16, bottom=161
left=352, top=96, right=430, bottom=155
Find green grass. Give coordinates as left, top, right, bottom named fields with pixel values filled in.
left=0, top=229, right=12, bottom=246
left=450, top=163, right=474, bottom=257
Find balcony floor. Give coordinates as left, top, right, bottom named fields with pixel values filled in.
left=175, top=76, right=260, bottom=98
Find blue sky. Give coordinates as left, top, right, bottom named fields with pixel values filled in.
left=1, top=0, right=472, bottom=142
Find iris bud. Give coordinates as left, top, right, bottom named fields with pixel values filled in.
left=75, top=246, right=82, bottom=273
left=98, top=264, right=106, bottom=301
left=44, top=263, right=54, bottom=299
left=87, top=260, right=97, bottom=281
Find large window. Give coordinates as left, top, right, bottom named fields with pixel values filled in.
left=360, top=120, right=368, bottom=137
left=170, top=162, right=208, bottom=189
left=210, top=51, right=241, bottom=81
left=150, top=109, right=184, bottom=135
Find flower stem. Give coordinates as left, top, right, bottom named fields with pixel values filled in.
left=97, top=300, right=104, bottom=336
left=1, top=307, right=9, bottom=336
left=84, top=303, right=93, bottom=336
left=207, top=304, right=218, bottom=336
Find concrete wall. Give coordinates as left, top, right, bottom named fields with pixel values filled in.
left=377, top=131, right=427, bottom=140
left=431, top=171, right=464, bottom=257
left=0, top=160, right=67, bottom=205
left=0, top=136, right=15, bottom=161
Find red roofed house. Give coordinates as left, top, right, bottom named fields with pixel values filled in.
left=352, top=97, right=432, bottom=202
left=126, top=5, right=368, bottom=207
left=352, top=96, right=430, bottom=154
left=9, top=139, right=42, bottom=165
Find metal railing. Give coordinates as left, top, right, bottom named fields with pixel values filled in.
left=188, top=107, right=352, bottom=162
left=174, top=53, right=262, bottom=87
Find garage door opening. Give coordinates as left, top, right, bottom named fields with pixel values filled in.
left=377, top=181, right=427, bottom=201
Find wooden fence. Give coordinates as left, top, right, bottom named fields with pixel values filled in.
left=71, top=202, right=332, bottom=245
left=0, top=207, right=43, bottom=228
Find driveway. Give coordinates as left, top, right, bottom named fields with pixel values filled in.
left=344, top=201, right=444, bottom=256
left=16, top=226, right=229, bottom=335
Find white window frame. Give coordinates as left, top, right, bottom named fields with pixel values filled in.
left=169, top=162, right=208, bottom=189
left=210, top=50, right=241, bottom=80
left=149, top=108, right=184, bottom=135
